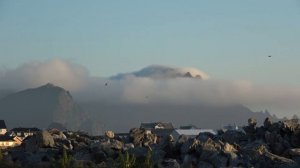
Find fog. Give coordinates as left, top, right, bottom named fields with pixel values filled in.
left=0, top=59, right=299, bottom=118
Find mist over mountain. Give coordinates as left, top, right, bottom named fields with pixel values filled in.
left=0, top=83, right=278, bottom=134
left=0, top=59, right=299, bottom=133
left=0, top=83, right=88, bottom=131
left=111, top=65, right=209, bottom=80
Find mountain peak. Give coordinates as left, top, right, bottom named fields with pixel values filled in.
left=38, top=83, right=60, bottom=89
left=111, top=65, right=209, bottom=80
left=0, top=84, right=84, bottom=130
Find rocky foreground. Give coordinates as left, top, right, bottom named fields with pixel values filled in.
left=1, top=118, right=300, bottom=168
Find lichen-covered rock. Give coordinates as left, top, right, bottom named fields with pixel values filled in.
left=282, top=119, right=299, bottom=133
left=129, top=128, right=157, bottom=148
left=105, top=131, right=115, bottom=139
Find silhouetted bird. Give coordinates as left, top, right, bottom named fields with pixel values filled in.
left=268, top=55, right=272, bottom=58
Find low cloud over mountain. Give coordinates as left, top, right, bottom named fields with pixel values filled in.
left=111, top=65, right=210, bottom=80
left=0, top=59, right=299, bottom=119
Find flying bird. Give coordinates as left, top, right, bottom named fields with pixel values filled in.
left=268, top=55, right=272, bottom=58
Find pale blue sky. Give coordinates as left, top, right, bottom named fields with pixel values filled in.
left=0, top=0, right=300, bottom=84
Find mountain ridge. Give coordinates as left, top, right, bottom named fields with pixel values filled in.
left=0, top=83, right=85, bottom=131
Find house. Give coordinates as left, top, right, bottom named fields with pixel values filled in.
left=9, top=127, right=40, bottom=140
left=0, top=135, right=22, bottom=149
left=179, top=125, right=199, bottom=129
left=171, top=129, right=217, bottom=140
left=140, top=122, right=175, bottom=143
left=0, top=120, right=7, bottom=135
left=140, top=122, right=174, bottom=130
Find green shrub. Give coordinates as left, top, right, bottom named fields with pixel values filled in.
left=119, top=151, right=136, bottom=168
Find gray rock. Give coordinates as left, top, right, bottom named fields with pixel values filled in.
left=105, top=131, right=115, bottom=139
left=180, top=138, right=200, bottom=155
left=24, top=131, right=55, bottom=152
left=248, top=117, right=257, bottom=127
left=73, top=148, right=92, bottom=161
left=286, top=148, right=300, bottom=157
left=282, top=119, right=299, bottom=133
left=264, top=150, right=298, bottom=168
left=197, top=132, right=216, bottom=142
left=182, top=154, right=198, bottom=168
left=197, top=161, right=214, bottom=168
left=198, top=139, right=229, bottom=167
left=159, top=159, right=180, bottom=168
left=129, top=128, right=157, bottom=148
left=128, top=146, right=149, bottom=158
left=93, top=151, right=107, bottom=163
left=222, top=130, right=246, bottom=144
left=123, top=143, right=135, bottom=151
left=110, top=139, right=124, bottom=150
left=264, top=117, right=273, bottom=129
left=38, top=131, right=55, bottom=147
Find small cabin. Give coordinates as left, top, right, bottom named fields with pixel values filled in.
left=140, top=122, right=174, bottom=141
left=9, top=127, right=40, bottom=140
left=0, top=136, right=22, bottom=149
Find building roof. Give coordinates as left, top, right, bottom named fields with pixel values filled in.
left=10, top=127, right=40, bottom=132
left=0, top=120, right=6, bottom=129
left=0, top=135, right=15, bottom=142
left=179, top=125, right=199, bottom=129
left=173, top=129, right=217, bottom=136
left=140, top=122, right=174, bottom=130
left=152, top=129, right=174, bottom=137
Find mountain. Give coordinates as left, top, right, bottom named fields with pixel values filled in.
left=0, top=89, right=15, bottom=100
left=0, top=83, right=87, bottom=131
left=0, top=83, right=279, bottom=134
left=80, top=102, right=278, bottom=132
left=110, top=65, right=209, bottom=80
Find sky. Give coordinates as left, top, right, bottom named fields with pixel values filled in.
left=0, top=1, right=300, bottom=118
left=0, top=0, right=300, bottom=85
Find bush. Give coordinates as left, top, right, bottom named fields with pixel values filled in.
left=119, top=151, right=136, bottom=168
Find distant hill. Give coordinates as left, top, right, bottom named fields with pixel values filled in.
left=0, top=83, right=279, bottom=134
left=80, top=102, right=279, bottom=132
left=0, top=89, right=15, bottom=100
left=0, top=83, right=87, bottom=131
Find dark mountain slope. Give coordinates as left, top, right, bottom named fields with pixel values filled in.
left=0, top=83, right=85, bottom=130
left=81, top=102, right=278, bottom=132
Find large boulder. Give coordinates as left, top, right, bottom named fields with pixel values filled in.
left=38, top=131, right=55, bottom=147
left=285, top=148, right=300, bottom=157
left=180, top=138, right=200, bottom=155
left=105, top=131, right=115, bottom=139
left=198, top=139, right=230, bottom=167
left=264, top=117, right=273, bottom=129
left=129, top=128, right=157, bottom=148
left=282, top=119, right=299, bottom=133
left=221, top=130, right=246, bottom=144
left=24, top=131, right=55, bottom=152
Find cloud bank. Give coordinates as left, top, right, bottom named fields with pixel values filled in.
left=0, top=59, right=299, bottom=117
left=0, top=59, right=89, bottom=91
